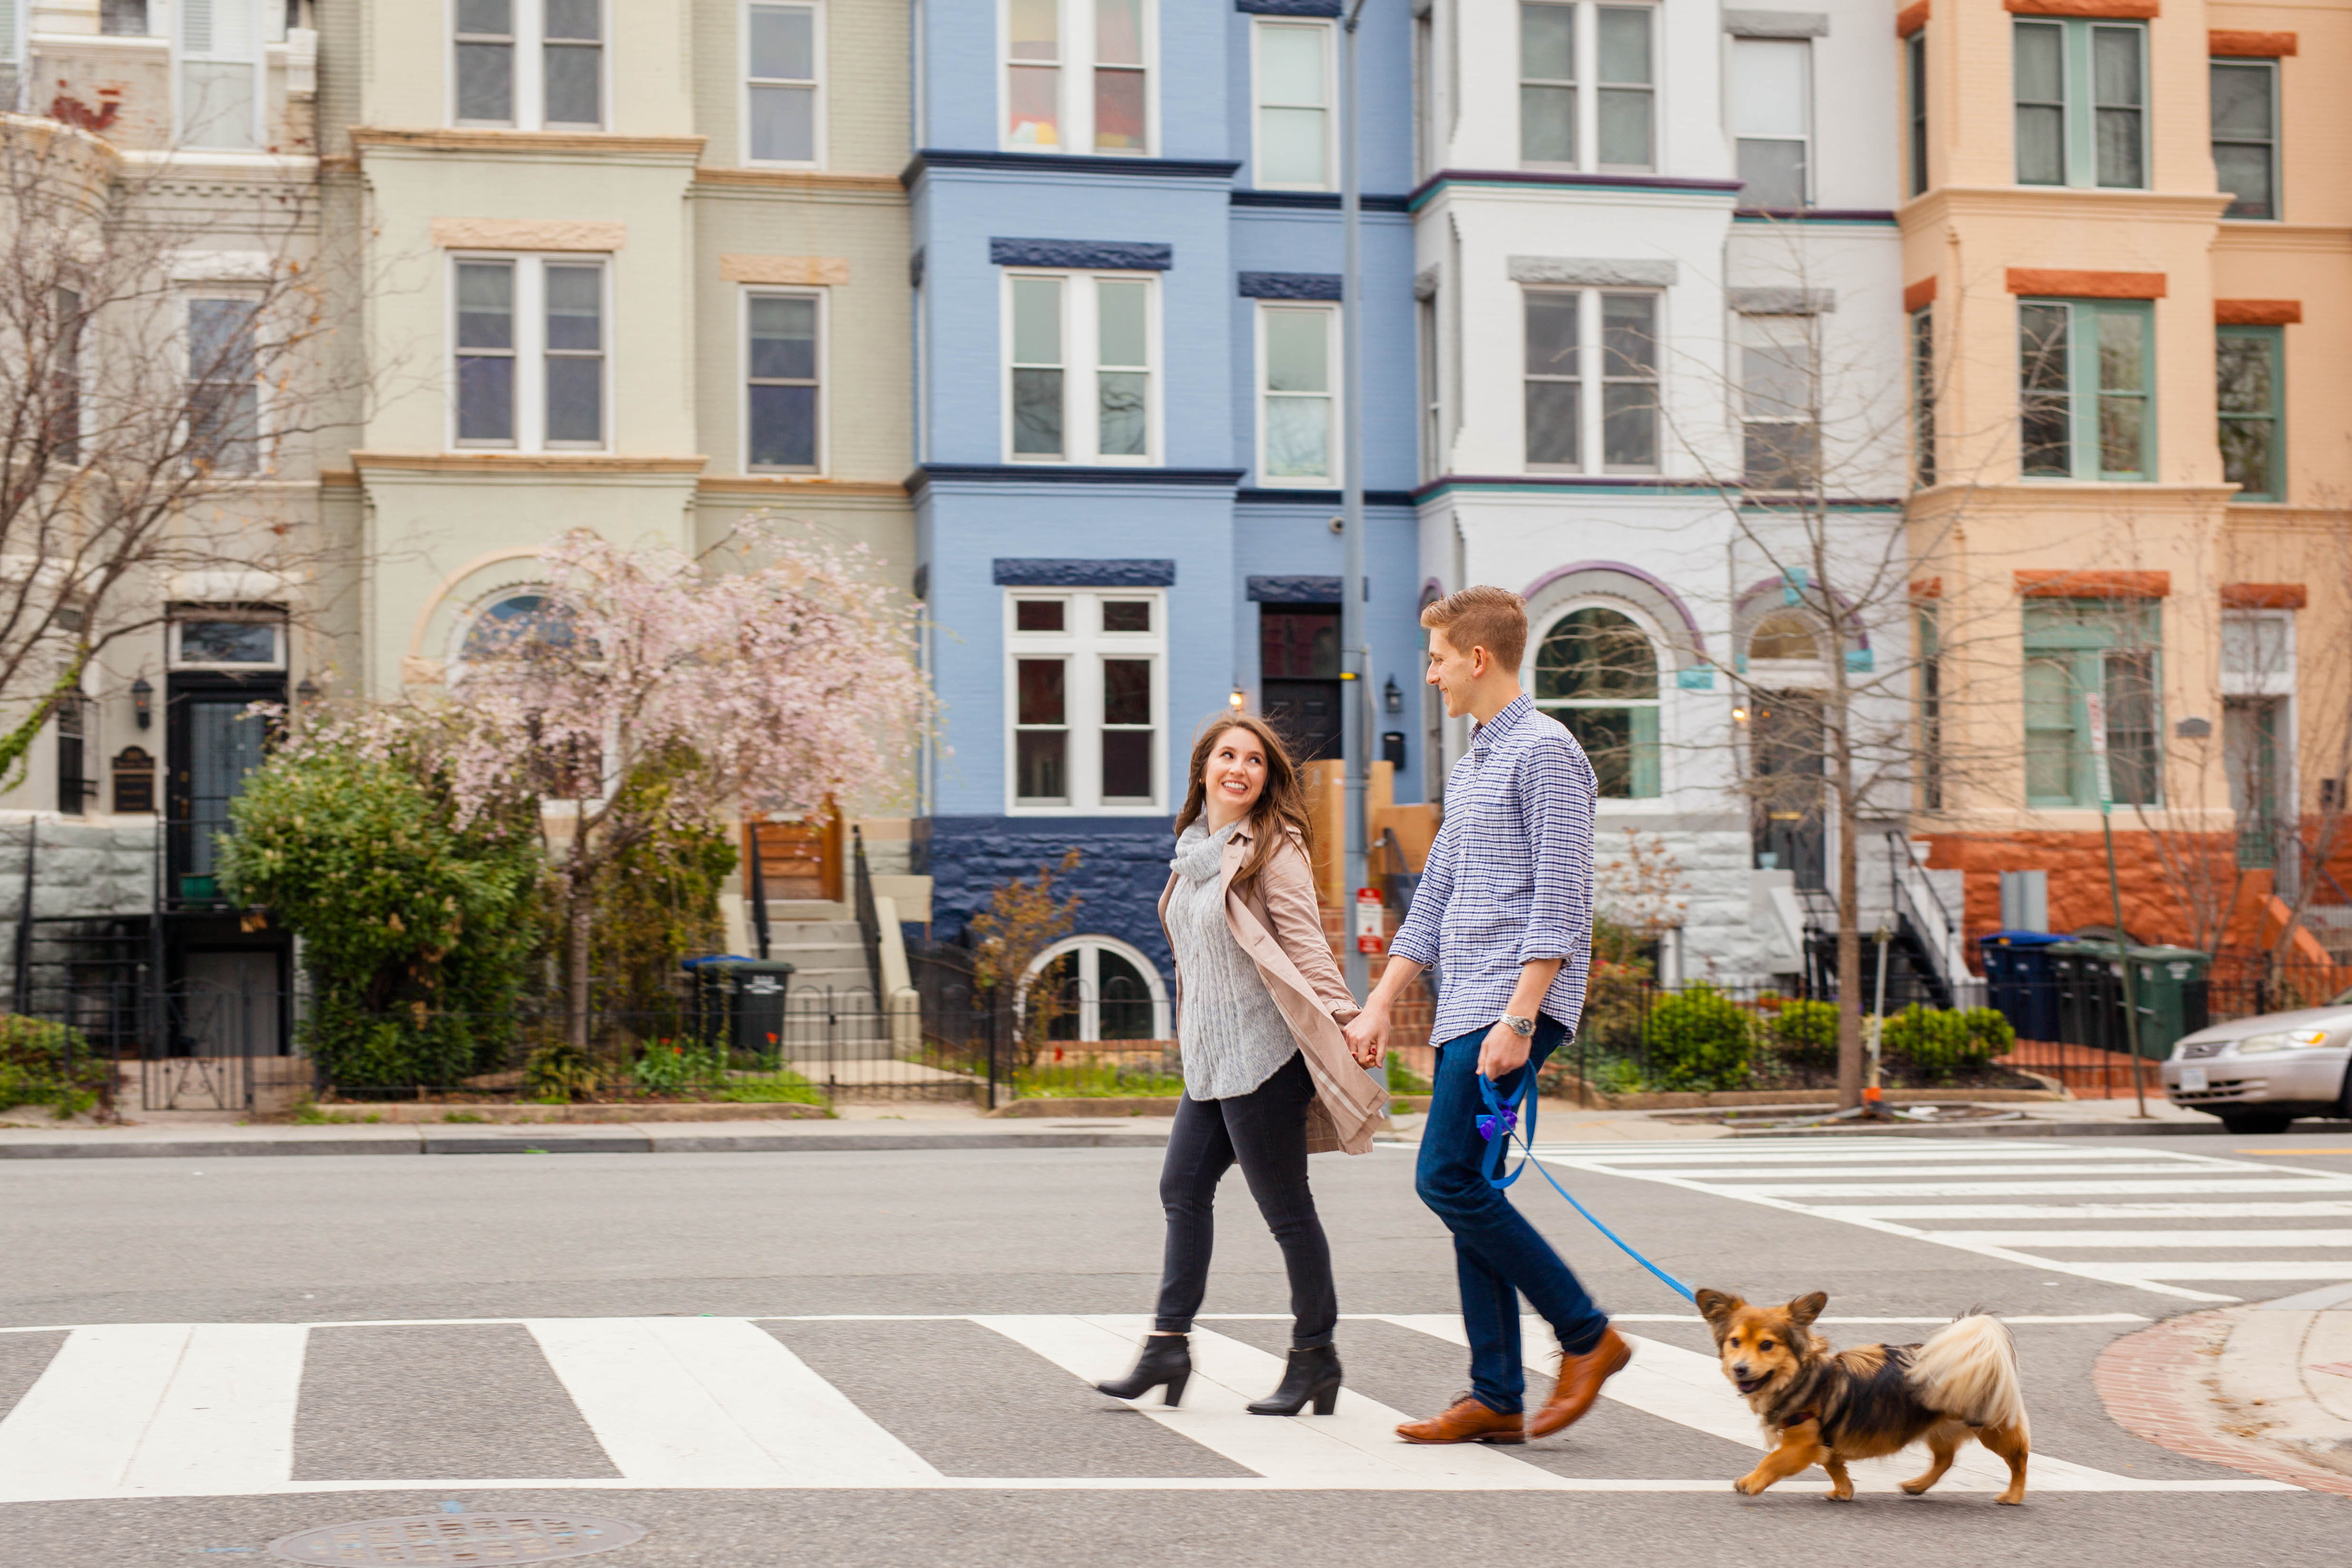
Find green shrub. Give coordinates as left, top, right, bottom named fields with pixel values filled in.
left=1958, top=1007, right=2017, bottom=1066
left=0, top=1016, right=109, bottom=1118
left=523, top=1039, right=602, bottom=1103
left=1593, top=1057, right=1646, bottom=1096
left=1387, top=1056, right=1432, bottom=1095
left=1880, top=1004, right=1973, bottom=1082
left=630, top=1041, right=726, bottom=1096
left=1643, top=985, right=1752, bottom=1091
left=1766, top=999, right=1840, bottom=1072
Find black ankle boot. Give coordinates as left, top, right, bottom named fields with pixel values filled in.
left=1248, top=1345, right=1342, bottom=1416
left=1096, top=1335, right=1191, bottom=1406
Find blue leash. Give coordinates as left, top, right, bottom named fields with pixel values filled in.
left=1478, top=1071, right=1698, bottom=1306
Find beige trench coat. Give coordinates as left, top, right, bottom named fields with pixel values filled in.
left=1157, top=822, right=1388, bottom=1155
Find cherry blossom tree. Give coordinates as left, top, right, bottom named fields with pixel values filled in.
left=443, top=518, right=933, bottom=1049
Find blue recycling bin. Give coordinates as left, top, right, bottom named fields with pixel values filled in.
left=1978, top=930, right=2068, bottom=1043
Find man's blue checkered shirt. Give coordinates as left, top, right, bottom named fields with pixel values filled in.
left=1389, top=693, right=1596, bottom=1045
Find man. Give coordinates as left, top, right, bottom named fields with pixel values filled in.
left=1343, top=584, right=1626, bottom=1445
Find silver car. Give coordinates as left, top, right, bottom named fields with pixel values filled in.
left=2163, top=991, right=2352, bottom=1134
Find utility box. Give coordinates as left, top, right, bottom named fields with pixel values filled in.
left=1997, top=870, right=2049, bottom=932
left=683, top=957, right=796, bottom=1059
left=1979, top=930, right=2069, bottom=1042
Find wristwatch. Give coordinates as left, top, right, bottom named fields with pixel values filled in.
left=1501, top=1014, right=1537, bottom=1038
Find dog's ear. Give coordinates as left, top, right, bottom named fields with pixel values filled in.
left=1786, top=1291, right=1829, bottom=1329
left=1695, top=1288, right=1741, bottom=1338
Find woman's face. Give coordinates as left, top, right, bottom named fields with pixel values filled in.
left=1202, top=726, right=1269, bottom=817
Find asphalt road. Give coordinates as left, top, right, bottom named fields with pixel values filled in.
left=6, top=1128, right=2352, bottom=1566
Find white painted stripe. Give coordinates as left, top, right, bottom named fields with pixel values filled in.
left=0, top=1472, right=2293, bottom=1498
left=1698, top=1179, right=2352, bottom=1199
left=1920, top=1229, right=2352, bottom=1249
left=2057, top=1261, right=2352, bottom=1283
left=1558, top=1148, right=2216, bottom=1168
left=121, top=1324, right=306, bottom=1495
left=1652, top=1162, right=2286, bottom=1183
left=1812, top=1202, right=2352, bottom=1221
left=973, top=1314, right=1565, bottom=1489
left=1529, top=1154, right=2241, bottom=1302
left=527, top=1317, right=938, bottom=1487
left=0, top=1322, right=306, bottom=1503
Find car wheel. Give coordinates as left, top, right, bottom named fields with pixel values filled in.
left=2219, top=1112, right=2295, bottom=1135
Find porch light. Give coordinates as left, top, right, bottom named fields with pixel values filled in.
left=1383, top=676, right=1402, bottom=713
left=1228, top=686, right=1247, bottom=710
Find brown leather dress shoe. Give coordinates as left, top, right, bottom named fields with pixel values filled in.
left=1527, top=1326, right=1632, bottom=1438
left=1395, top=1394, right=1526, bottom=1445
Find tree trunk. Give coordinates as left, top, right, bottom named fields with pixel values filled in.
left=1834, top=774, right=1863, bottom=1109
left=566, top=807, right=594, bottom=1054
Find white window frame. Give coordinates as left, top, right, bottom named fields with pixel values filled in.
left=1519, top=287, right=1661, bottom=475
left=169, top=615, right=288, bottom=671
left=1251, top=17, right=1335, bottom=192
left=742, top=0, right=824, bottom=168
left=1516, top=1, right=1656, bottom=175
left=449, top=0, right=609, bottom=132
left=1021, top=933, right=1172, bottom=1040
left=447, top=252, right=610, bottom=453
left=1525, top=596, right=1670, bottom=803
left=176, top=0, right=274, bottom=151
left=1255, top=300, right=1341, bottom=487
left=999, top=269, right=1161, bottom=466
left=1003, top=588, right=1167, bottom=815
left=997, top=0, right=1158, bottom=157
left=181, top=287, right=269, bottom=477
left=2221, top=608, right=2294, bottom=700
left=741, top=285, right=826, bottom=474
left=1727, top=35, right=1811, bottom=210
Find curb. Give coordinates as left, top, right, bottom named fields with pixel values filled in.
left=2094, top=1309, right=2352, bottom=1498
left=0, top=1126, right=1175, bottom=1159
left=1726, top=1117, right=2231, bottom=1138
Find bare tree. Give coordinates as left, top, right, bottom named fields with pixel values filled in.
left=0, top=114, right=371, bottom=777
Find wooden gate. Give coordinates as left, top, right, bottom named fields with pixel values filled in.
left=747, top=806, right=843, bottom=902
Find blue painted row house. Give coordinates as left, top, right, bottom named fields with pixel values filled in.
left=906, top=0, right=1422, bottom=1035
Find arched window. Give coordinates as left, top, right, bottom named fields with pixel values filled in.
left=1023, top=935, right=1170, bottom=1042
left=1748, top=607, right=1822, bottom=664
left=457, top=591, right=580, bottom=663
left=1534, top=606, right=1659, bottom=798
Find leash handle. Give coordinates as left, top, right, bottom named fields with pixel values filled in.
left=1475, top=1066, right=1697, bottom=1306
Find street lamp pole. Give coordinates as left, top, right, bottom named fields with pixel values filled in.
left=1339, top=0, right=1370, bottom=999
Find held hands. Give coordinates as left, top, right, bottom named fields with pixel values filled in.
left=1476, top=1019, right=1533, bottom=1082
left=1342, top=1004, right=1389, bottom=1068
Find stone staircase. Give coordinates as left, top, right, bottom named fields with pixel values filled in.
left=764, top=915, right=893, bottom=1060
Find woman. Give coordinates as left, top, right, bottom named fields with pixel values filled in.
left=1094, top=713, right=1389, bottom=1416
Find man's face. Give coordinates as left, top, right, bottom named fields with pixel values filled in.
left=1425, top=626, right=1481, bottom=719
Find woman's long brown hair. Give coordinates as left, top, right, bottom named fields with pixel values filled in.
left=1174, top=711, right=1315, bottom=896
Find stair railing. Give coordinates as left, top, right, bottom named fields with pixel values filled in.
left=850, top=823, right=884, bottom=999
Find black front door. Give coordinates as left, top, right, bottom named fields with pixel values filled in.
left=166, top=672, right=282, bottom=894
left=1750, top=690, right=1826, bottom=890
left=1261, top=605, right=1342, bottom=762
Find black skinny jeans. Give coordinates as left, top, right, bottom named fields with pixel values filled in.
left=1152, top=1051, right=1337, bottom=1349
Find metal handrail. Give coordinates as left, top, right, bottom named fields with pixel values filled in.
left=850, top=823, right=884, bottom=999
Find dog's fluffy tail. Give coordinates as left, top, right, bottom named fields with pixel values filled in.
left=1906, top=1312, right=2027, bottom=1433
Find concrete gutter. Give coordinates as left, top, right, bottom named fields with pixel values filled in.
left=0, top=1118, right=1174, bottom=1159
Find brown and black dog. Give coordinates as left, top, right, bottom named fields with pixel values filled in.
left=1696, top=1288, right=2030, bottom=1505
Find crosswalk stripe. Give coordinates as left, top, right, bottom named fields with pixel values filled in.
left=972, top=1315, right=1566, bottom=1489
left=1687, top=1162, right=2308, bottom=1182
left=1919, top=1229, right=2352, bottom=1249
left=1561, top=1147, right=2223, bottom=1167
left=1812, top=1202, right=2352, bottom=1220
left=2054, top=1261, right=2352, bottom=1283
left=527, top=1318, right=939, bottom=1487
left=0, top=1323, right=307, bottom=1503
left=1679, top=1179, right=2352, bottom=1198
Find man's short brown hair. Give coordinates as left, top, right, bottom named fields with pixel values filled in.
left=1421, top=584, right=1528, bottom=670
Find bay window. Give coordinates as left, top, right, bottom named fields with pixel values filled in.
left=1007, top=590, right=1164, bottom=811
left=2013, top=17, right=2143, bottom=189
left=455, top=0, right=605, bottom=131
left=1254, top=19, right=1332, bottom=189
left=1004, top=0, right=1152, bottom=155
left=1522, top=288, right=1658, bottom=474
left=1258, top=303, right=1338, bottom=484
left=1005, top=272, right=1156, bottom=464
left=453, top=256, right=607, bottom=451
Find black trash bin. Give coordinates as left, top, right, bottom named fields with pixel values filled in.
left=682, top=957, right=796, bottom=1061
left=1978, top=930, right=2068, bottom=1043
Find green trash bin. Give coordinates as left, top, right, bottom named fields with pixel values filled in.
left=2119, top=945, right=2211, bottom=1059
left=683, top=957, right=796, bottom=1060
left=2047, top=940, right=2210, bottom=1060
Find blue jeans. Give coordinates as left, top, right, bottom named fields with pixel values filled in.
left=1415, top=1018, right=1609, bottom=1413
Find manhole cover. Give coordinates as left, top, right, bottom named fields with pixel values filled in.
left=268, top=1512, right=647, bottom=1564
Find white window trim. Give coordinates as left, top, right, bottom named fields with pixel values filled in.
left=1254, top=299, right=1341, bottom=487
left=175, top=0, right=272, bottom=151
left=741, top=0, right=825, bottom=168
left=1726, top=35, right=1811, bottom=208
left=169, top=616, right=288, bottom=671
left=1251, top=16, right=1335, bottom=192
left=1519, top=286, right=1662, bottom=476
left=2221, top=608, right=2295, bottom=700
left=1021, top=933, right=1172, bottom=1041
left=1003, top=588, right=1167, bottom=815
left=447, top=252, right=611, bottom=454
left=180, top=286, right=272, bottom=476
left=1524, top=594, right=1673, bottom=804
left=740, top=284, right=826, bottom=474
left=449, top=0, right=608, bottom=132
left=1517, top=1, right=1658, bottom=175
left=999, top=269, right=1161, bottom=466
left=996, top=0, right=1158, bottom=157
